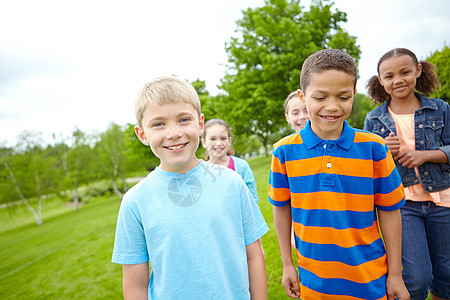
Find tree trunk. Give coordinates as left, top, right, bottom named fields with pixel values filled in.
left=259, top=136, right=270, bottom=156
left=2, top=162, right=43, bottom=226
left=121, top=174, right=128, bottom=193
left=112, top=178, right=123, bottom=199
left=34, top=171, right=44, bottom=226
left=73, top=176, right=79, bottom=212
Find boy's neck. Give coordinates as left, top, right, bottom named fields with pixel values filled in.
left=310, top=123, right=344, bottom=141
left=159, top=157, right=201, bottom=174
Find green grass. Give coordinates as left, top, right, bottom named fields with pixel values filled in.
left=0, top=196, right=123, bottom=299
left=0, top=156, right=430, bottom=299
left=248, top=155, right=292, bottom=298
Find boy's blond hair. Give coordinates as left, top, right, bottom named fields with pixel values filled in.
left=135, top=76, right=201, bottom=127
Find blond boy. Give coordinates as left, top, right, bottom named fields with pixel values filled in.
left=112, top=77, right=268, bottom=299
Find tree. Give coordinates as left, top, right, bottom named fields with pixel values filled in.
left=427, top=43, right=450, bottom=104
left=0, top=131, right=60, bottom=225
left=221, top=0, right=360, bottom=154
left=347, top=93, right=376, bottom=129
left=66, top=128, right=97, bottom=211
left=96, top=123, right=128, bottom=199
left=123, top=123, right=159, bottom=172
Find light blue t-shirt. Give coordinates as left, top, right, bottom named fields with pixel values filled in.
left=229, top=155, right=259, bottom=203
left=112, top=161, right=268, bottom=299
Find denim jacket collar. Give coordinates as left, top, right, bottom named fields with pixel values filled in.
left=370, top=93, right=438, bottom=134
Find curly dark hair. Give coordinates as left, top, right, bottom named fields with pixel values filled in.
left=366, top=48, right=441, bottom=104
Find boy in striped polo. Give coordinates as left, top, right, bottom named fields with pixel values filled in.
left=269, top=49, right=410, bottom=300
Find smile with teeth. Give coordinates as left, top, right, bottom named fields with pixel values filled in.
left=321, top=115, right=340, bottom=120
left=166, top=143, right=187, bottom=150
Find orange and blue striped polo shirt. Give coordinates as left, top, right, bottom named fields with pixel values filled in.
left=269, top=121, right=405, bottom=300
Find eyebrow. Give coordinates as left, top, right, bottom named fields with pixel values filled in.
left=146, top=111, right=195, bottom=125
left=310, top=89, right=353, bottom=94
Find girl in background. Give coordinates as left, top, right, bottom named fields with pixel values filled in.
left=284, top=90, right=309, bottom=132
left=364, top=48, right=450, bottom=300
left=201, top=119, right=259, bottom=203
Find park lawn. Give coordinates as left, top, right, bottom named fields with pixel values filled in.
left=0, top=196, right=123, bottom=299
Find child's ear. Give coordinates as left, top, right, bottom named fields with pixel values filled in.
left=134, top=125, right=149, bottom=146
left=198, top=113, right=205, bottom=136
left=297, top=89, right=306, bottom=104
left=377, top=76, right=384, bottom=87
left=416, top=63, right=423, bottom=78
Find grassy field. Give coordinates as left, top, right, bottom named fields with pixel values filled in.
left=0, top=155, right=428, bottom=299
left=0, top=195, right=123, bottom=299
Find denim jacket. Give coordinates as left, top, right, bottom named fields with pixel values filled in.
left=364, top=93, right=450, bottom=192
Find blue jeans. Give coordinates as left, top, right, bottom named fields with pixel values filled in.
left=401, top=201, right=450, bottom=300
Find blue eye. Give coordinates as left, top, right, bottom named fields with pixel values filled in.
left=153, top=122, right=163, bottom=128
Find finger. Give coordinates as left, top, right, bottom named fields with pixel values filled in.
left=395, top=151, right=406, bottom=159
left=291, top=279, right=300, bottom=298
left=283, top=284, right=298, bottom=299
left=389, top=132, right=396, bottom=137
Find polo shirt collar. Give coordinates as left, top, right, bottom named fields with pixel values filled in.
left=300, top=120, right=355, bottom=150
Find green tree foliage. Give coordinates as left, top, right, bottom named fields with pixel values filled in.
left=221, top=0, right=360, bottom=154
left=95, top=123, right=128, bottom=199
left=427, top=43, right=450, bottom=104
left=0, top=131, right=62, bottom=225
left=347, top=93, right=376, bottom=129
left=123, top=123, right=159, bottom=171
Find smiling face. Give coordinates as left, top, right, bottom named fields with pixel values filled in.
left=299, top=69, right=355, bottom=140
left=201, top=124, right=231, bottom=161
left=285, top=95, right=309, bottom=132
left=135, top=102, right=204, bottom=173
left=378, top=54, right=422, bottom=101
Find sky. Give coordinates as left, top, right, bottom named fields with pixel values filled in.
left=0, top=0, right=448, bottom=147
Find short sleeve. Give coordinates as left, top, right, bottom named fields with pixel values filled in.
left=268, top=145, right=291, bottom=207
left=112, top=198, right=149, bottom=264
left=239, top=180, right=268, bottom=246
left=373, top=143, right=405, bottom=211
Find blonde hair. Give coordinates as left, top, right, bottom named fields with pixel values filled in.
left=135, top=76, right=201, bottom=127
left=284, top=91, right=299, bottom=114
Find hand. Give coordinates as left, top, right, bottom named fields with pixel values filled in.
left=395, top=150, right=426, bottom=168
left=386, top=274, right=410, bottom=300
left=385, top=132, right=400, bottom=157
left=282, top=264, right=300, bottom=299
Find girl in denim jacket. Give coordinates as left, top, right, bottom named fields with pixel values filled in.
left=364, top=48, right=450, bottom=300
